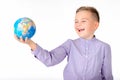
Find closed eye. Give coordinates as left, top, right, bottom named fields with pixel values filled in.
left=75, top=21, right=79, bottom=23
left=81, top=20, right=86, bottom=22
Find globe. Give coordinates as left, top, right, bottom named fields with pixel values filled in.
left=14, top=17, right=36, bottom=40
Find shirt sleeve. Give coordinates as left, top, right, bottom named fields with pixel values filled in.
left=101, top=44, right=113, bottom=80
left=32, top=39, right=71, bottom=67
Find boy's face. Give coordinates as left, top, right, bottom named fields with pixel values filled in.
left=74, top=11, right=99, bottom=39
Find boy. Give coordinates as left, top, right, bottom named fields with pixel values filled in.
left=15, top=6, right=113, bottom=80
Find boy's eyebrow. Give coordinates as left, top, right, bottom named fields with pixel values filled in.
left=75, top=18, right=88, bottom=21
left=81, top=18, right=88, bottom=20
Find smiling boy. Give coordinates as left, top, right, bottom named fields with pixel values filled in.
left=15, top=6, right=113, bottom=80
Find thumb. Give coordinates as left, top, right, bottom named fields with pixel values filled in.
left=25, top=37, right=31, bottom=44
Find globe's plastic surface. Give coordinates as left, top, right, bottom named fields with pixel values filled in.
left=14, top=17, right=36, bottom=40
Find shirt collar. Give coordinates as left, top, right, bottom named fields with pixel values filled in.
left=79, top=35, right=96, bottom=44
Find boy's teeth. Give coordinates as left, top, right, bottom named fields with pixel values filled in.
left=79, top=29, right=85, bottom=32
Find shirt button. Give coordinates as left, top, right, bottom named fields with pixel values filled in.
left=86, top=47, right=88, bottom=50
left=85, top=55, right=88, bottom=58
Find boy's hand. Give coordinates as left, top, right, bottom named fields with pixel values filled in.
left=14, top=34, right=37, bottom=51
left=14, top=34, right=27, bottom=44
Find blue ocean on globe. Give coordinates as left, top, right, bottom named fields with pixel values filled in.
left=14, top=17, right=36, bottom=40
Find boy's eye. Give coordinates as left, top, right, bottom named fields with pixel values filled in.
left=82, top=20, right=86, bottom=22
left=75, top=21, right=78, bottom=23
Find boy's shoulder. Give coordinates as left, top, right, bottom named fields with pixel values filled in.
left=69, top=37, right=110, bottom=47
left=65, top=37, right=110, bottom=46
left=95, top=38, right=111, bottom=47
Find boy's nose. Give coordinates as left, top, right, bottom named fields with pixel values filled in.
left=76, top=23, right=82, bottom=28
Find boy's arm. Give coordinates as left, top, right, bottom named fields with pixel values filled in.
left=14, top=34, right=71, bottom=67
left=32, top=44, right=66, bottom=66
left=102, top=45, right=113, bottom=80
left=31, top=40, right=71, bottom=67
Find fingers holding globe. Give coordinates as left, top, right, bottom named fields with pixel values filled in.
left=14, top=17, right=36, bottom=40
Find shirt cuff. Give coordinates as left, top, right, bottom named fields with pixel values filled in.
left=31, top=44, right=40, bottom=57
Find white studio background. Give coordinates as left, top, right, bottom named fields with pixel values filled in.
left=0, top=0, right=120, bottom=80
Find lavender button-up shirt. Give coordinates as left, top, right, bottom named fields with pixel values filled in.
left=32, top=37, right=113, bottom=80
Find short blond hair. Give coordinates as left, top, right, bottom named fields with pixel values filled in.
left=76, top=6, right=100, bottom=22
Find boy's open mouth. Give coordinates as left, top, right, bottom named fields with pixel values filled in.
left=78, top=29, right=85, bottom=32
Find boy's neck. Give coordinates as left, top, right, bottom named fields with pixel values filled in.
left=80, top=35, right=95, bottom=40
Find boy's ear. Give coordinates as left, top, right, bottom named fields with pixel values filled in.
left=94, top=22, right=99, bottom=30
